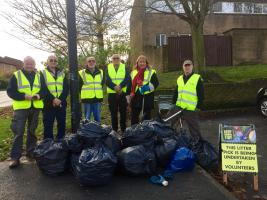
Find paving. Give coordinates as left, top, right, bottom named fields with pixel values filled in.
left=0, top=91, right=12, bottom=108
left=0, top=159, right=235, bottom=200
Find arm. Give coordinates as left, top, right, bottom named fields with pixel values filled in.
left=196, top=78, right=204, bottom=109
left=148, top=72, right=159, bottom=91
left=172, top=85, right=178, bottom=104
left=59, top=75, right=69, bottom=101
left=6, top=75, right=25, bottom=101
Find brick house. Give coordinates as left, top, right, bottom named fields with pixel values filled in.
left=130, top=0, right=267, bottom=70
left=0, top=56, right=23, bottom=78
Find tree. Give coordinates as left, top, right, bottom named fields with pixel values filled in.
left=147, top=0, right=219, bottom=72
left=3, top=0, right=130, bottom=59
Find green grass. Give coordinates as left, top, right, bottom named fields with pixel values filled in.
left=157, top=64, right=267, bottom=89
left=206, top=64, right=267, bottom=82
left=0, top=99, right=112, bottom=161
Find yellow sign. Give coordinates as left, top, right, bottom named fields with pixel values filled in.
left=221, top=143, right=258, bottom=173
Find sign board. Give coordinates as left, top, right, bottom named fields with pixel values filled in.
left=219, top=124, right=258, bottom=173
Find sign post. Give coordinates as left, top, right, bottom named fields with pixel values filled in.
left=219, top=124, right=258, bottom=191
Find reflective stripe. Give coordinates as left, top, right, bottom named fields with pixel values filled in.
left=81, top=88, right=103, bottom=91
left=177, top=98, right=198, bottom=106
left=84, top=82, right=102, bottom=85
left=17, top=70, right=23, bottom=87
left=46, top=82, right=63, bottom=85
left=17, top=85, right=30, bottom=89
left=111, top=78, right=124, bottom=81
left=33, top=84, right=40, bottom=88
left=179, top=90, right=197, bottom=97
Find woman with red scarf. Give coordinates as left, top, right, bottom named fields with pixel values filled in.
left=127, top=55, right=159, bottom=125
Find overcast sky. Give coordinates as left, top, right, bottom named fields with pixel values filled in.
left=0, top=1, right=55, bottom=70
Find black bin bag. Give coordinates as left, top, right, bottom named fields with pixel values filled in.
left=33, top=139, right=68, bottom=176
left=77, top=120, right=111, bottom=146
left=117, top=145, right=157, bottom=176
left=154, top=137, right=178, bottom=167
left=121, top=123, right=155, bottom=148
left=73, top=143, right=117, bottom=186
left=142, top=120, right=175, bottom=139
left=62, top=134, right=84, bottom=153
left=192, top=140, right=219, bottom=169
left=103, top=131, right=122, bottom=154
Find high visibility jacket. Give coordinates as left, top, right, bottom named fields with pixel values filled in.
left=131, top=68, right=156, bottom=95
left=42, top=69, right=64, bottom=98
left=176, top=74, right=200, bottom=111
left=79, top=69, right=103, bottom=99
left=12, top=70, right=44, bottom=110
left=106, top=63, right=127, bottom=93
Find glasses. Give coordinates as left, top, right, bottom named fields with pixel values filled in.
left=184, top=64, right=191, bottom=67
left=88, top=60, right=95, bottom=63
left=50, top=59, right=57, bottom=63
left=112, top=57, right=120, bottom=60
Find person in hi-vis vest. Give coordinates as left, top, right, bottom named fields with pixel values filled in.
left=105, top=54, right=130, bottom=132
left=41, top=55, right=69, bottom=141
left=7, top=56, right=45, bottom=169
left=127, top=55, right=159, bottom=125
left=172, top=60, right=204, bottom=142
left=79, top=56, right=104, bottom=122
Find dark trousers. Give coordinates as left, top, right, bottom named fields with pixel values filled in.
left=108, top=93, right=127, bottom=132
left=10, top=108, right=40, bottom=160
left=43, top=106, right=66, bottom=140
left=131, top=108, right=151, bottom=125
left=182, top=110, right=202, bottom=141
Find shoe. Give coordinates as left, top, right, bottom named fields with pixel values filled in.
left=9, top=160, right=20, bottom=169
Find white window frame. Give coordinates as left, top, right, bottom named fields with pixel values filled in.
left=156, top=34, right=167, bottom=47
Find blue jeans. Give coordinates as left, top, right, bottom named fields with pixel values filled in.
left=84, top=102, right=101, bottom=122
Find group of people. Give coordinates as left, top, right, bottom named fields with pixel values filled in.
left=7, top=53, right=204, bottom=169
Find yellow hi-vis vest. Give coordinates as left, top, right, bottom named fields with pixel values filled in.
left=12, top=70, right=44, bottom=110
left=42, top=69, right=64, bottom=98
left=79, top=69, right=103, bottom=99
left=106, top=63, right=127, bottom=93
left=131, top=68, right=156, bottom=95
left=176, top=74, right=201, bottom=111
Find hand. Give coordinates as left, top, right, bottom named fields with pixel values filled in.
left=32, top=94, right=40, bottom=100
left=126, top=95, right=131, bottom=105
left=25, top=94, right=32, bottom=100
left=114, top=85, right=121, bottom=94
left=53, top=98, right=62, bottom=107
left=140, top=85, right=150, bottom=95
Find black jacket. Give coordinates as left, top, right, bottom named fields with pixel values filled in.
left=40, top=68, right=69, bottom=110
left=127, top=72, right=159, bottom=110
left=78, top=67, right=104, bottom=104
left=172, top=72, right=204, bottom=109
left=7, top=69, right=46, bottom=107
left=105, top=65, right=131, bottom=95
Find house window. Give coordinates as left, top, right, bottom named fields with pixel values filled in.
left=156, top=34, right=167, bottom=46
left=213, top=2, right=223, bottom=13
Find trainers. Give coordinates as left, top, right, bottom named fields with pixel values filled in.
left=9, top=160, right=20, bottom=169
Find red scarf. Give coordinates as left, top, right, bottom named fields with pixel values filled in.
left=130, top=67, right=146, bottom=97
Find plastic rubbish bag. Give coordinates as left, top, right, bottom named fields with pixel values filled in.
left=192, top=140, right=218, bottom=169
left=121, top=123, right=155, bottom=148
left=142, top=120, right=175, bottom=139
left=103, top=131, right=122, bottom=154
left=73, top=143, right=117, bottom=186
left=154, top=138, right=178, bottom=167
left=33, top=139, right=68, bottom=176
left=62, top=134, right=84, bottom=153
left=77, top=120, right=111, bottom=146
left=164, top=147, right=195, bottom=174
left=117, top=145, right=157, bottom=176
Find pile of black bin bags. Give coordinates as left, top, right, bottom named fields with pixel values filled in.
left=33, top=120, right=218, bottom=186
